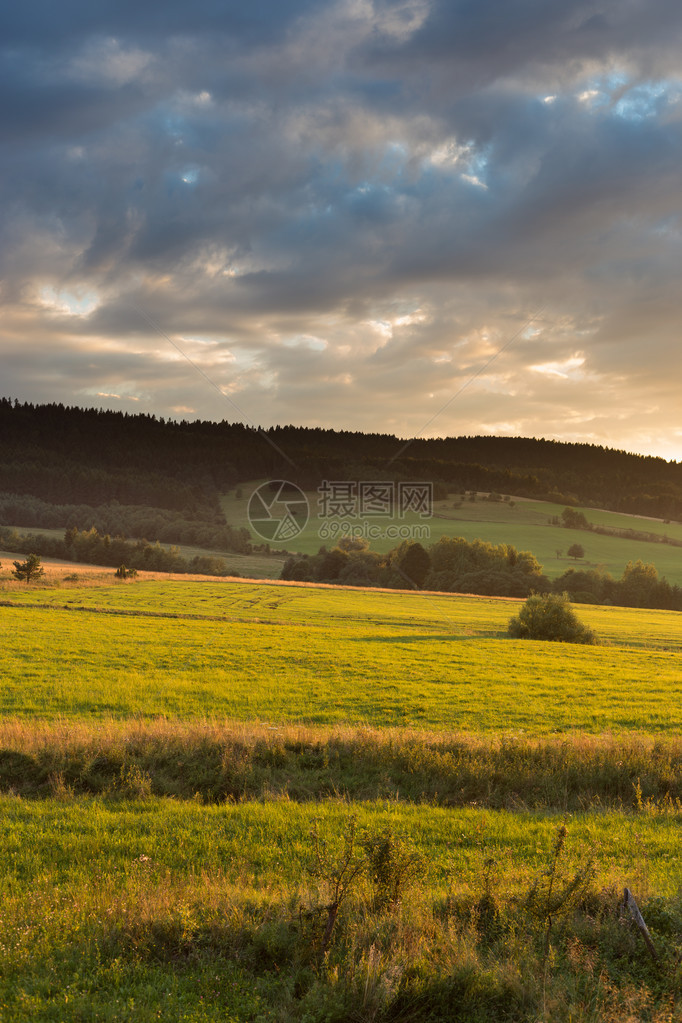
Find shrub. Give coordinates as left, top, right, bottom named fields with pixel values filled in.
left=114, top=565, right=137, bottom=579
left=508, top=592, right=597, bottom=644
left=305, top=814, right=365, bottom=961
left=361, top=828, right=425, bottom=910
left=187, top=555, right=229, bottom=576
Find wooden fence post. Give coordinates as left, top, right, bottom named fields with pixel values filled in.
left=623, top=887, right=658, bottom=964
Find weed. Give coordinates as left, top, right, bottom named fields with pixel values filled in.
left=361, top=828, right=425, bottom=911
left=116, top=763, right=153, bottom=799
left=526, top=825, right=596, bottom=952
left=525, top=823, right=596, bottom=1015
left=475, top=856, right=502, bottom=941
left=47, top=770, right=74, bottom=801
left=354, top=942, right=405, bottom=1022
left=634, top=778, right=682, bottom=816
left=306, top=814, right=366, bottom=962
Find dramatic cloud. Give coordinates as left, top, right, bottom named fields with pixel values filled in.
left=2, top=0, right=682, bottom=457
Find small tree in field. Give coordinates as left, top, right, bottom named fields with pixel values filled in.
left=12, top=553, right=45, bottom=584
left=508, top=592, right=597, bottom=644
left=567, top=543, right=585, bottom=561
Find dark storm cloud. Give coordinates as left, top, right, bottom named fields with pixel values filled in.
left=2, top=0, right=682, bottom=457
left=364, top=0, right=682, bottom=83
left=0, top=0, right=321, bottom=49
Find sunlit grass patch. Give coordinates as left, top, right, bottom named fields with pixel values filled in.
left=1, top=797, right=680, bottom=1022
left=1, top=580, right=682, bottom=730
left=1, top=577, right=682, bottom=1019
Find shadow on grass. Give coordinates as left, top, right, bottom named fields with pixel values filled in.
left=350, top=632, right=505, bottom=643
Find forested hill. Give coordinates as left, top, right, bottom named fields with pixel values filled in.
left=2, top=398, right=682, bottom=521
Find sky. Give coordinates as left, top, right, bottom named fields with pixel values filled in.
left=2, top=0, right=682, bottom=460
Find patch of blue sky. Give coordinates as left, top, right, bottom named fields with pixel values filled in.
left=613, top=81, right=672, bottom=121
left=161, top=111, right=184, bottom=139
left=163, top=166, right=200, bottom=195
left=459, top=147, right=490, bottom=190
left=380, top=140, right=409, bottom=178
left=39, top=286, right=99, bottom=316
left=574, top=71, right=676, bottom=120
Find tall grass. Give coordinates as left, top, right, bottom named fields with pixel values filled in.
left=1, top=797, right=680, bottom=1022
left=2, top=719, right=682, bottom=810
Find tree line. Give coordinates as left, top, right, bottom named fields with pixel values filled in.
left=0, top=526, right=238, bottom=577
left=555, top=506, right=682, bottom=548
left=3, top=399, right=682, bottom=521
left=281, top=537, right=682, bottom=611
left=282, top=537, right=548, bottom=597
left=0, top=492, right=250, bottom=553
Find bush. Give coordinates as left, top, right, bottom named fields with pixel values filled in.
left=114, top=565, right=137, bottom=580
left=187, top=555, right=229, bottom=576
left=508, top=592, right=597, bottom=644
left=361, top=828, right=426, bottom=910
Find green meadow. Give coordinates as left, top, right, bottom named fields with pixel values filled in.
left=2, top=573, right=682, bottom=1020
left=7, top=485, right=682, bottom=586
left=1, top=797, right=681, bottom=1023
left=1, top=580, right=682, bottom=730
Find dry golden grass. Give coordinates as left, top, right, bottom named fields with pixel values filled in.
left=0, top=547, right=520, bottom=597
left=0, top=715, right=678, bottom=756
left=2, top=717, right=682, bottom=812
left=0, top=549, right=250, bottom=589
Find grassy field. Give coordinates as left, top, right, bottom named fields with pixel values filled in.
left=1, top=576, right=682, bottom=730
left=1, top=796, right=680, bottom=1022
left=2, top=573, right=682, bottom=1020
left=222, top=484, right=682, bottom=584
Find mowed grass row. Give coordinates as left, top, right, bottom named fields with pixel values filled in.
left=7, top=576, right=682, bottom=647
left=1, top=796, right=681, bottom=1022
left=1, top=581, right=682, bottom=730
